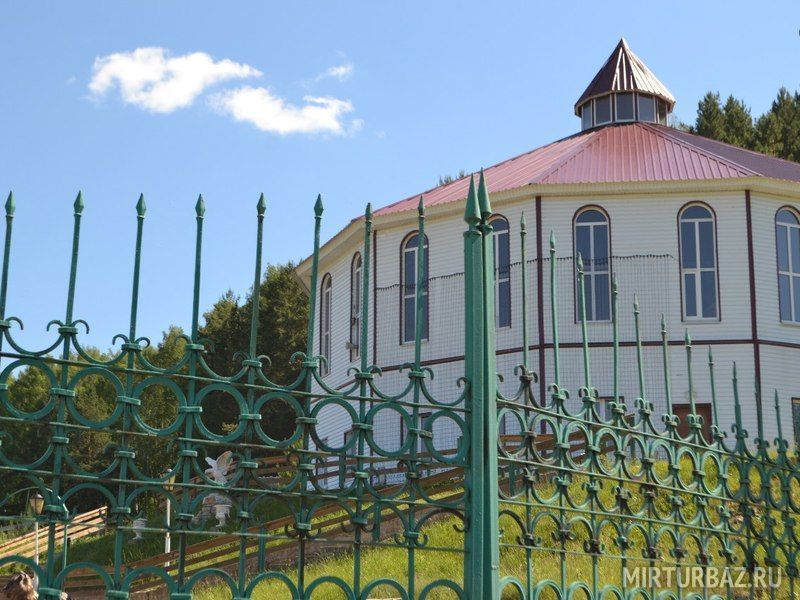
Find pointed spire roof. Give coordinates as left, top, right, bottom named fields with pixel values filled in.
left=574, top=38, right=675, bottom=116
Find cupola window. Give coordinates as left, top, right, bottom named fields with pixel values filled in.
left=581, top=103, right=593, bottom=130
left=574, top=38, right=675, bottom=131
left=616, top=93, right=634, bottom=121
left=595, top=96, right=612, bottom=125
left=637, top=94, right=655, bottom=122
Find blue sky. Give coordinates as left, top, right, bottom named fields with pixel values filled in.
left=1, top=1, right=798, bottom=352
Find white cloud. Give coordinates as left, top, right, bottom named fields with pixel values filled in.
left=318, top=63, right=354, bottom=82
left=210, top=86, right=356, bottom=136
left=89, top=47, right=261, bottom=113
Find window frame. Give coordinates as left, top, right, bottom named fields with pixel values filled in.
left=490, top=215, right=512, bottom=328
left=319, top=273, right=332, bottom=376
left=572, top=206, right=612, bottom=323
left=581, top=101, right=594, bottom=130
left=400, top=231, right=430, bottom=345
left=594, top=95, right=612, bottom=126
left=637, top=93, right=656, bottom=123
left=677, top=202, right=720, bottom=322
left=775, top=207, right=800, bottom=324
left=349, top=252, right=362, bottom=361
left=615, top=93, right=635, bottom=122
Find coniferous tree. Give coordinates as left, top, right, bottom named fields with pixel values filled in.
left=755, top=87, right=800, bottom=161
left=720, top=95, right=755, bottom=148
left=692, top=92, right=726, bottom=140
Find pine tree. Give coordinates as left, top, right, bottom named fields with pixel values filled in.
left=692, top=92, right=725, bottom=140
left=755, top=87, right=800, bottom=161
left=720, top=95, right=755, bottom=149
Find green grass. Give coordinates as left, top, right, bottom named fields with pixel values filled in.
left=191, top=457, right=800, bottom=599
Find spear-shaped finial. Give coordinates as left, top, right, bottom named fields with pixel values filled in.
left=136, top=193, right=146, bottom=217
left=477, top=168, right=492, bottom=218
left=74, top=191, right=84, bottom=214
left=417, top=195, right=425, bottom=216
left=774, top=389, right=784, bottom=442
left=684, top=329, right=696, bottom=417
left=5, top=192, right=14, bottom=217
left=576, top=252, right=584, bottom=273
left=365, top=202, right=373, bottom=221
left=549, top=230, right=556, bottom=251
left=732, top=362, right=744, bottom=437
left=314, top=194, right=324, bottom=217
left=520, top=212, right=526, bottom=231
left=195, top=194, right=205, bottom=217
left=464, top=174, right=479, bottom=224
left=257, top=193, right=267, bottom=215
left=660, top=313, right=672, bottom=415
left=708, top=346, right=719, bottom=427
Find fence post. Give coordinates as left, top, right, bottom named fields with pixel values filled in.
left=463, top=171, right=500, bottom=599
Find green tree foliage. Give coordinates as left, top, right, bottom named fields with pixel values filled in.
left=754, top=87, right=800, bottom=161
left=721, top=95, right=755, bottom=149
left=690, top=86, right=800, bottom=162
left=0, top=263, right=307, bottom=514
left=199, top=262, right=308, bottom=441
left=692, top=91, right=726, bottom=140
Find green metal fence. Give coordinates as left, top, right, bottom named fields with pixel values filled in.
left=0, top=173, right=798, bottom=599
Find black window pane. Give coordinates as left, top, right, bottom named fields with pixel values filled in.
left=683, top=206, right=711, bottom=219
left=576, top=226, right=591, bottom=264
left=780, top=274, right=792, bottom=321
left=593, top=224, right=609, bottom=267
left=684, top=273, right=697, bottom=317
left=617, top=93, right=634, bottom=120
left=498, top=231, right=510, bottom=271
left=638, top=95, right=655, bottom=122
left=577, top=209, right=605, bottom=223
left=699, top=221, right=715, bottom=268
left=595, top=96, right=611, bottom=124
left=582, top=103, right=593, bottom=129
left=594, top=274, right=610, bottom=321
left=777, top=226, right=790, bottom=272
left=791, top=227, right=800, bottom=272
left=793, top=277, right=800, bottom=324
left=404, top=250, right=415, bottom=289
left=657, top=100, right=668, bottom=124
left=498, top=280, right=511, bottom=327
left=778, top=210, right=799, bottom=225
left=681, top=222, right=696, bottom=268
left=403, top=298, right=415, bottom=342
left=700, top=271, right=717, bottom=318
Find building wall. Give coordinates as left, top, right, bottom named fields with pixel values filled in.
left=310, top=187, right=800, bottom=457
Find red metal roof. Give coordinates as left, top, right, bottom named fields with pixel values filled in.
left=574, top=38, right=675, bottom=115
left=374, top=123, right=800, bottom=217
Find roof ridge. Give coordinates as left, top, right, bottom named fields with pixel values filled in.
left=639, top=123, right=757, bottom=176
left=652, top=123, right=800, bottom=171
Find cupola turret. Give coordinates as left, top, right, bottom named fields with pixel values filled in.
left=575, top=38, right=674, bottom=130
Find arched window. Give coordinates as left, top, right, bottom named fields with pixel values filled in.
left=350, top=253, right=362, bottom=360
left=319, top=273, right=332, bottom=376
left=401, top=232, right=429, bottom=343
left=491, top=216, right=511, bottom=327
left=679, top=204, right=718, bottom=320
left=776, top=208, right=800, bottom=322
left=574, top=208, right=611, bottom=321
